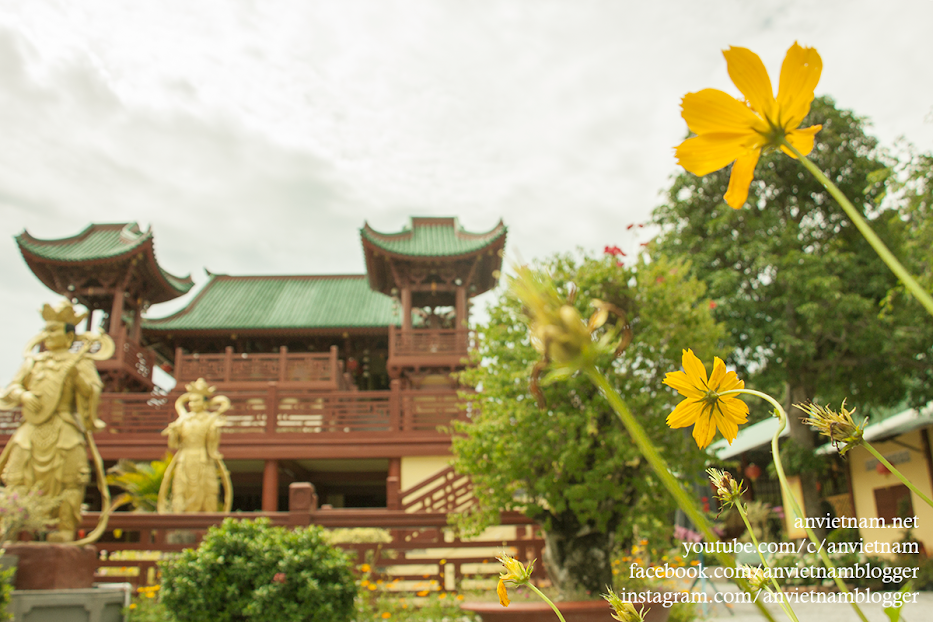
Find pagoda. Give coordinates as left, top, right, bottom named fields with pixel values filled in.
left=9, top=217, right=505, bottom=514
left=15, top=223, right=194, bottom=392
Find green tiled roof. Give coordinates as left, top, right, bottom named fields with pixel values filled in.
left=17, top=223, right=194, bottom=295
left=361, top=217, right=506, bottom=257
left=15, top=222, right=194, bottom=300
left=144, top=274, right=400, bottom=331
left=17, top=223, right=150, bottom=261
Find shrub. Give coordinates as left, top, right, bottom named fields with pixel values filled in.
left=0, top=563, right=13, bottom=622
left=160, top=518, right=357, bottom=622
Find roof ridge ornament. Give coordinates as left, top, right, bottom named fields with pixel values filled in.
left=119, top=222, right=144, bottom=244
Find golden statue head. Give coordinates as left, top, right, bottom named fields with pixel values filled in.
left=39, top=300, right=87, bottom=352
left=184, top=378, right=216, bottom=413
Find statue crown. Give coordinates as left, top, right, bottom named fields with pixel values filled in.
left=41, top=300, right=87, bottom=326
left=184, top=378, right=216, bottom=398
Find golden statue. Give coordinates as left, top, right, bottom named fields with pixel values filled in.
left=158, top=378, right=233, bottom=513
left=0, top=301, right=114, bottom=543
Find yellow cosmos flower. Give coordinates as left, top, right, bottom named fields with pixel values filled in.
left=663, top=349, right=748, bottom=449
left=675, top=42, right=823, bottom=209
left=496, top=554, right=535, bottom=608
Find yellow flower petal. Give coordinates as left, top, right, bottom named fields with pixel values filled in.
left=681, top=89, right=767, bottom=135
left=667, top=399, right=704, bottom=428
left=708, top=357, right=728, bottom=388
left=675, top=133, right=760, bottom=177
left=680, top=349, right=709, bottom=387
left=776, top=42, right=822, bottom=129
left=723, top=150, right=761, bottom=209
left=662, top=370, right=706, bottom=398
left=712, top=409, right=739, bottom=444
left=716, top=369, right=745, bottom=393
left=692, top=411, right=717, bottom=449
left=723, top=46, right=776, bottom=121
left=780, top=124, right=822, bottom=159
left=497, top=580, right=510, bottom=607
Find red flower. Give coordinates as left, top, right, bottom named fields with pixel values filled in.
left=273, top=573, right=287, bottom=584
left=709, top=301, right=718, bottom=309
left=603, top=245, right=625, bottom=257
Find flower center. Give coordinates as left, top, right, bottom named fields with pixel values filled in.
left=701, top=390, right=720, bottom=405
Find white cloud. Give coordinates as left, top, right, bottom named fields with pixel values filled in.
left=0, top=0, right=931, bottom=379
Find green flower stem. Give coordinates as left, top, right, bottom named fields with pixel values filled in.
left=723, top=388, right=870, bottom=622
left=527, top=583, right=567, bottom=622
left=863, top=441, right=933, bottom=509
left=735, top=503, right=799, bottom=622
left=584, top=366, right=779, bottom=622
left=782, top=138, right=933, bottom=319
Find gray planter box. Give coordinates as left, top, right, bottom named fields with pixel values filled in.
left=8, top=585, right=129, bottom=622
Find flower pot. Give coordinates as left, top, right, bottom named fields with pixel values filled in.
left=461, top=598, right=671, bottom=622
left=2, top=543, right=97, bottom=590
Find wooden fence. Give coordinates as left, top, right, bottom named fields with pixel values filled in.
left=82, top=483, right=545, bottom=592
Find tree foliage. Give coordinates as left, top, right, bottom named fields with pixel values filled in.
left=453, top=252, right=723, bottom=597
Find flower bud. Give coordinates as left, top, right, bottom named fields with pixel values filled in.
left=603, top=589, right=647, bottom=622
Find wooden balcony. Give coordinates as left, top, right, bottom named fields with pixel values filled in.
left=388, top=328, right=471, bottom=375
left=174, top=345, right=349, bottom=389
left=0, top=384, right=465, bottom=461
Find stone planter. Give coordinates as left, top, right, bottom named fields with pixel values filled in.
left=9, top=586, right=128, bottom=622
left=461, top=599, right=671, bottom=622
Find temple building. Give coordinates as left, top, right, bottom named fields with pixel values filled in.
left=10, top=217, right=506, bottom=513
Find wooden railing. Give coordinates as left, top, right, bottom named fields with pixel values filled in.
left=174, top=346, right=344, bottom=388
left=389, top=328, right=470, bottom=358
left=119, top=336, right=156, bottom=383
left=92, top=332, right=156, bottom=388
left=83, top=483, right=545, bottom=591
left=0, top=385, right=464, bottom=437
left=400, top=465, right=474, bottom=514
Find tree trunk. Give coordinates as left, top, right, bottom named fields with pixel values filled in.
left=542, top=512, right=615, bottom=601
left=785, top=382, right=827, bottom=541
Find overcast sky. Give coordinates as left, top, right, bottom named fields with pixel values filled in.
left=0, top=0, right=931, bottom=383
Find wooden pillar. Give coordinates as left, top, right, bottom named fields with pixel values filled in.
left=401, top=287, right=412, bottom=331
left=265, top=382, right=278, bottom=434
left=174, top=347, right=184, bottom=379
left=109, top=267, right=134, bottom=338
left=455, top=286, right=467, bottom=327
left=278, top=346, right=288, bottom=382
left=130, top=305, right=142, bottom=342
left=263, top=460, right=279, bottom=512
left=224, top=346, right=234, bottom=382
left=389, top=379, right=402, bottom=431
left=386, top=458, right=401, bottom=510
left=109, top=288, right=125, bottom=337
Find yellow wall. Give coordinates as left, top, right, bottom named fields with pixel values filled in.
left=849, top=428, right=933, bottom=552
left=400, top=455, right=452, bottom=491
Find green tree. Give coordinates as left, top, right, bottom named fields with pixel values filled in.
left=453, top=252, right=723, bottom=599
left=892, top=150, right=933, bottom=290
left=652, top=96, right=933, bottom=529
